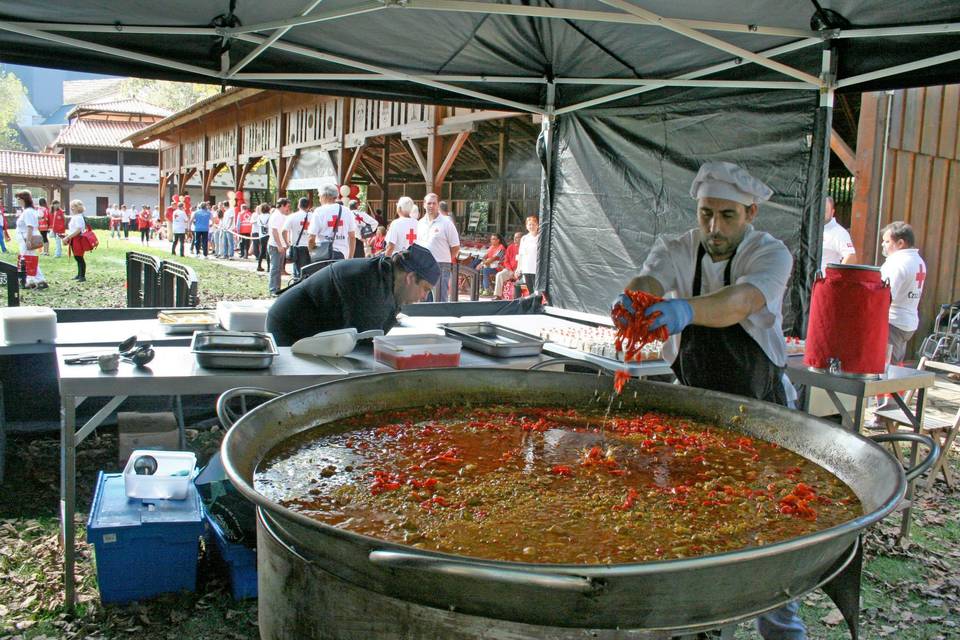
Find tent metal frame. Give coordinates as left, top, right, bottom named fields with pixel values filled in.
left=0, top=1, right=956, bottom=116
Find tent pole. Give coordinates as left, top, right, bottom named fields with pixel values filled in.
left=536, top=82, right=556, bottom=301
left=835, top=49, right=960, bottom=89
left=226, top=0, right=324, bottom=77
left=796, top=44, right=836, bottom=337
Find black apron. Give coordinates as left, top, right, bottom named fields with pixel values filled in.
left=671, top=242, right=787, bottom=406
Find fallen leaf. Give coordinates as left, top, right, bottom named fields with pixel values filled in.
left=821, top=610, right=845, bottom=626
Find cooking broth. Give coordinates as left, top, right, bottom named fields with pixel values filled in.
left=256, top=405, right=861, bottom=564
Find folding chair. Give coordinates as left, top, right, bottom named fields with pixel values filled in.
left=875, top=357, right=960, bottom=490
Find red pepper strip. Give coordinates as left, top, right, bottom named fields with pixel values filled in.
left=613, top=369, right=631, bottom=394
left=551, top=465, right=573, bottom=477
left=613, top=487, right=639, bottom=511
left=611, top=289, right=669, bottom=364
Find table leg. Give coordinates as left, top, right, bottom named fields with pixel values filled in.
left=60, top=395, right=76, bottom=611
left=898, top=388, right=927, bottom=542
left=852, top=394, right=867, bottom=433
left=174, top=395, right=185, bottom=449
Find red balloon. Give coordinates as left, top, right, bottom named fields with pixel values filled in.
left=184, top=195, right=192, bottom=209
left=172, top=194, right=179, bottom=204
left=349, top=185, right=360, bottom=199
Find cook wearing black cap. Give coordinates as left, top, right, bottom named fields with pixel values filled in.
left=266, top=244, right=440, bottom=347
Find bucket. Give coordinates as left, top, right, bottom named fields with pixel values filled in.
left=804, top=264, right=890, bottom=377
left=18, top=254, right=38, bottom=277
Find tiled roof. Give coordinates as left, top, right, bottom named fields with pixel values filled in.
left=62, top=79, right=126, bottom=105
left=53, top=119, right=162, bottom=150
left=0, top=150, right=66, bottom=180
left=69, top=98, right=173, bottom=119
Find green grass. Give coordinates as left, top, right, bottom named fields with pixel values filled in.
left=2, top=231, right=271, bottom=308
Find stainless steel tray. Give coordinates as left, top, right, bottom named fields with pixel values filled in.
left=158, top=310, right=220, bottom=335
left=190, top=331, right=278, bottom=369
left=441, top=322, right=544, bottom=357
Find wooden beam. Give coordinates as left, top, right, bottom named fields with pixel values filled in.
left=441, top=110, right=521, bottom=127
left=849, top=92, right=884, bottom=262
left=237, top=157, right=261, bottom=190
left=407, top=139, right=429, bottom=183
left=831, top=128, right=857, bottom=175
left=434, top=131, right=470, bottom=190
left=380, top=139, right=390, bottom=219
left=357, top=157, right=380, bottom=187
left=343, top=144, right=366, bottom=184
left=280, top=154, right=298, bottom=193
left=466, top=135, right=496, bottom=178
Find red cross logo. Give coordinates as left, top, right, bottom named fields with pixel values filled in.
left=405, top=228, right=418, bottom=245
left=327, top=217, right=343, bottom=229
left=301, top=217, right=310, bottom=231
left=915, top=264, right=926, bottom=288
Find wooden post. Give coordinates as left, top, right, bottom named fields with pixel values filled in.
left=434, top=131, right=470, bottom=195
left=496, top=121, right=509, bottom=233
left=380, top=139, right=390, bottom=220
left=849, top=92, right=887, bottom=264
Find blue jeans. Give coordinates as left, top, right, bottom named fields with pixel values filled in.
left=481, top=267, right=497, bottom=291
left=221, top=230, right=235, bottom=257
left=428, top=263, right=453, bottom=302
left=0, top=233, right=6, bottom=252
left=757, top=600, right=806, bottom=640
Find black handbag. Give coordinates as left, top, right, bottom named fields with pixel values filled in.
left=286, top=212, right=309, bottom=262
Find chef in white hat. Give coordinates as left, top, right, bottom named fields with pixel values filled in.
left=614, top=160, right=794, bottom=400
left=613, top=160, right=803, bottom=638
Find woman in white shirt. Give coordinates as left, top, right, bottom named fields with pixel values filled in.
left=14, top=190, right=47, bottom=289
left=253, top=203, right=272, bottom=271
left=62, top=199, right=89, bottom=282
left=170, top=204, right=189, bottom=257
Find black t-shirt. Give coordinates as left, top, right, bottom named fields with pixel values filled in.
left=266, top=257, right=400, bottom=346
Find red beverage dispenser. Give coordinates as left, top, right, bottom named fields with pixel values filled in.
left=804, top=264, right=891, bottom=377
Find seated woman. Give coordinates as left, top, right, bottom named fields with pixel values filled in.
left=480, top=234, right=506, bottom=295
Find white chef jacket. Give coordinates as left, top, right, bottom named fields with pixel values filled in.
left=880, top=248, right=926, bottom=332
left=308, top=203, right=357, bottom=257
left=518, top=232, right=539, bottom=275
left=416, top=213, right=460, bottom=264
left=638, top=225, right=793, bottom=367
left=385, top=217, right=419, bottom=252
left=821, top=218, right=856, bottom=272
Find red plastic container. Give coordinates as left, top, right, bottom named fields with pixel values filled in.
left=804, top=264, right=890, bottom=376
left=373, top=335, right=462, bottom=370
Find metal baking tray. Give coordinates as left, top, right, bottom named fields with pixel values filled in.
left=441, top=322, right=544, bottom=357
left=190, top=331, right=278, bottom=369
left=158, top=310, right=220, bottom=335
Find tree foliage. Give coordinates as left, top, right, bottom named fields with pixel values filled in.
left=0, top=68, right=27, bottom=151
left=118, top=78, right=221, bottom=113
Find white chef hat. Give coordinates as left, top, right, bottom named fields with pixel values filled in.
left=690, top=161, right=773, bottom=206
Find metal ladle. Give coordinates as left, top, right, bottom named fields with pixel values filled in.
left=64, top=335, right=140, bottom=364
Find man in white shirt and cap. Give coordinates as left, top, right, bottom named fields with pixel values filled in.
left=821, top=196, right=856, bottom=271
left=879, top=221, right=926, bottom=364
left=613, top=161, right=804, bottom=640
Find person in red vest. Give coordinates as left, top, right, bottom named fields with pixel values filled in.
left=137, top=205, right=152, bottom=245
left=37, top=197, right=51, bottom=255
left=50, top=200, right=66, bottom=258
left=236, top=203, right=254, bottom=258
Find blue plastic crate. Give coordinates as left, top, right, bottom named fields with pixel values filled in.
left=87, top=472, right=204, bottom=604
left=205, top=509, right=257, bottom=600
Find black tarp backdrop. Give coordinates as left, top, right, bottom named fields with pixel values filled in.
left=543, top=88, right=819, bottom=332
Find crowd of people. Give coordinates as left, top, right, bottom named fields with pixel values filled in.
left=10, top=190, right=96, bottom=287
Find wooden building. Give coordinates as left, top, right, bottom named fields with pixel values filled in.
left=126, top=89, right=542, bottom=234
left=849, top=85, right=960, bottom=351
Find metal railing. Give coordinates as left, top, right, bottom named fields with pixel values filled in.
left=0, top=260, right=20, bottom=307
left=125, top=252, right=198, bottom=308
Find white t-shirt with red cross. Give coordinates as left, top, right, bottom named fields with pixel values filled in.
left=284, top=209, right=314, bottom=247
left=880, top=247, right=926, bottom=332
left=386, top=217, right=419, bottom=252
left=308, top=203, right=357, bottom=257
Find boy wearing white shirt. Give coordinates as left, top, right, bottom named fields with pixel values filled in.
left=820, top=196, right=856, bottom=271
left=267, top=198, right=291, bottom=295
